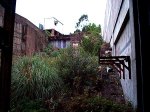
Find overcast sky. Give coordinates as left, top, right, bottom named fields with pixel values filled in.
left=16, top=0, right=106, bottom=34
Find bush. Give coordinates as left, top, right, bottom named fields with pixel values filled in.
left=60, top=95, right=134, bottom=112
left=11, top=98, right=48, bottom=112
left=83, top=96, right=133, bottom=112
left=11, top=55, right=64, bottom=107
left=43, top=44, right=53, bottom=56
left=56, top=47, right=99, bottom=95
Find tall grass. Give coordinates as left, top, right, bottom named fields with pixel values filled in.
left=55, top=47, right=99, bottom=95
left=11, top=55, right=63, bottom=105
left=57, top=47, right=99, bottom=77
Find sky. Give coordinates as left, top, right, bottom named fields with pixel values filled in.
left=16, top=0, right=107, bottom=35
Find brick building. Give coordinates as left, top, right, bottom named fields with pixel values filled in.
left=0, top=5, right=48, bottom=56
left=46, top=29, right=70, bottom=49
left=70, top=32, right=84, bottom=48
left=14, top=14, right=48, bottom=56
left=47, top=29, right=84, bottom=49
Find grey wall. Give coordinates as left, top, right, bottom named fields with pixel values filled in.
left=103, top=0, right=137, bottom=108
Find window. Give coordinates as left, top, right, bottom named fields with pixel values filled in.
left=63, top=40, right=66, bottom=48
left=58, top=40, right=61, bottom=48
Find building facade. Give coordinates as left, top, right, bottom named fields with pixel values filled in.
left=13, top=14, right=48, bottom=56
left=0, top=5, right=48, bottom=56
left=103, top=0, right=137, bottom=108
left=47, top=29, right=70, bottom=49
left=47, top=29, right=84, bottom=49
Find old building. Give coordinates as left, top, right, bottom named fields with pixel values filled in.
left=70, top=32, right=84, bottom=48
left=46, top=29, right=70, bottom=49
left=13, top=14, right=48, bottom=56
left=0, top=5, right=48, bottom=56
left=47, top=29, right=84, bottom=49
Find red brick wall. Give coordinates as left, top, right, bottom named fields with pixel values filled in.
left=13, top=14, right=48, bottom=56
left=1, top=6, right=48, bottom=56
left=25, top=26, right=36, bottom=56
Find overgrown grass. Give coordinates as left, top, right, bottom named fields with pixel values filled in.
left=57, top=95, right=134, bottom=112
left=11, top=55, right=63, bottom=109
left=11, top=47, right=135, bottom=111
left=55, top=47, right=99, bottom=94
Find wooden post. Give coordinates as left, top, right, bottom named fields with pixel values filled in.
left=0, top=0, right=16, bottom=111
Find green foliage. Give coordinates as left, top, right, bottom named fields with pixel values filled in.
left=43, top=44, right=53, bottom=55
left=53, top=95, right=134, bottom=112
left=45, top=30, right=51, bottom=36
left=74, top=15, right=103, bottom=56
left=11, top=55, right=63, bottom=106
left=56, top=47, right=99, bottom=94
left=11, top=98, right=48, bottom=112
left=43, top=44, right=61, bottom=57
left=82, top=23, right=101, bottom=36
left=83, top=96, right=133, bottom=112
left=75, top=14, right=89, bottom=32
left=51, top=50, right=61, bottom=57
left=81, top=23, right=103, bottom=56
left=11, top=45, right=134, bottom=111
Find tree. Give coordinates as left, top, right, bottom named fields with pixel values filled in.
left=74, top=14, right=103, bottom=56
left=81, top=23, right=103, bottom=56
left=75, top=14, right=89, bottom=32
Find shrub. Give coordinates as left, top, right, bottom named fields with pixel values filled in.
left=43, top=44, right=53, bottom=56
left=56, top=47, right=99, bottom=94
left=83, top=96, right=133, bottom=112
left=11, top=55, right=63, bottom=106
left=60, top=95, right=134, bottom=112
left=11, top=98, right=48, bottom=112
